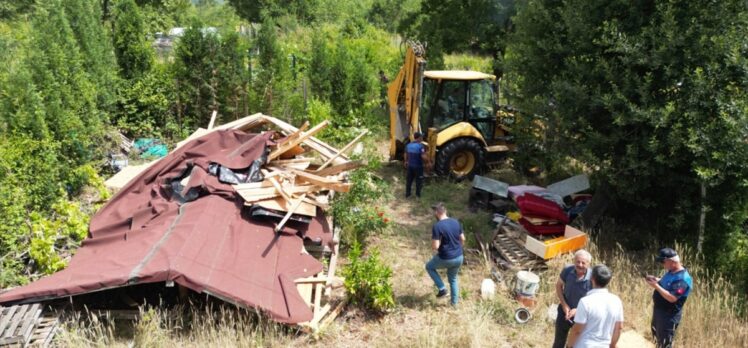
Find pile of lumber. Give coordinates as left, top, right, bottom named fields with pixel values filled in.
left=199, top=114, right=366, bottom=229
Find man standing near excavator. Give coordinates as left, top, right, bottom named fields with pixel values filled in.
left=404, top=132, right=430, bottom=198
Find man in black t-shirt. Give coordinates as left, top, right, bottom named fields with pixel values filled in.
left=424, top=202, right=465, bottom=305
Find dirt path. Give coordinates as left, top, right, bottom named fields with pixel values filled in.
left=306, top=163, right=518, bottom=348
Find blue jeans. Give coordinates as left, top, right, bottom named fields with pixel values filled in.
left=425, top=254, right=463, bottom=305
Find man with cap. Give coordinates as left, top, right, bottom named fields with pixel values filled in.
left=425, top=202, right=464, bottom=305
left=646, top=248, right=692, bottom=348
left=404, top=132, right=429, bottom=198
left=552, top=249, right=593, bottom=348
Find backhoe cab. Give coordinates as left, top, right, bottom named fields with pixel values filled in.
left=387, top=43, right=514, bottom=180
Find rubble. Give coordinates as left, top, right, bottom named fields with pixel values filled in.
left=0, top=113, right=365, bottom=340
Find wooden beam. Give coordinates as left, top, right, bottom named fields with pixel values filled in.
left=268, top=120, right=329, bottom=161
left=207, top=110, right=218, bottom=130
left=314, top=160, right=363, bottom=177
left=316, top=130, right=368, bottom=171
left=273, top=121, right=309, bottom=148
left=275, top=194, right=307, bottom=232
left=324, top=223, right=341, bottom=297
left=260, top=115, right=349, bottom=165
left=283, top=168, right=351, bottom=193
left=253, top=197, right=317, bottom=216
left=235, top=184, right=321, bottom=203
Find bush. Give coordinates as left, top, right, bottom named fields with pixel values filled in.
left=331, top=151, right=389, bottom=245
left=342, top=240, right=395, bottom=313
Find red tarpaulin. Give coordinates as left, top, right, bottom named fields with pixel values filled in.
left=0, top=129, right=333, bottom=324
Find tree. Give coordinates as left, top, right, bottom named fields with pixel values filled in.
left=400, top=0, right=516, bottom=76
left=173, top=24, right=221, bottom=128
left=26, top=1, right=101, bottom=163
left=507, top=0, right=748, bottom=278
left=63, top=0, right=119, bottom=114
left=112, top=0, right=153, bottom=79
left=0, top=0, right=36, bottom=20
left=227, top=0, right=316, bottom=23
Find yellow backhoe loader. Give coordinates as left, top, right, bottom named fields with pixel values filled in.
left=387, top=42, right=515, bottom=180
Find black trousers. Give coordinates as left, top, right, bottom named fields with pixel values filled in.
left=405, top=166, right=424, bottom=197
left=552, top=305, right=573, bottom=348
left=651, top=309, right=680, bottom=348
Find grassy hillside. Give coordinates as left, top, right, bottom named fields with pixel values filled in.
left=58, top=144, right=747, bottom=347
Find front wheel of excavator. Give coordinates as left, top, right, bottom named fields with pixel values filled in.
left=435, top=138, right=484, bottom=181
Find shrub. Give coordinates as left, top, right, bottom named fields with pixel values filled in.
left=342, top=240, right=395, bottom=313
left=331, top=151, right=389, bottom=245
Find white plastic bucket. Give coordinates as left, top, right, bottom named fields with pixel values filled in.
left=515, top=271, right=540, bottom=296
left=480, top=278, right=496, bottom=300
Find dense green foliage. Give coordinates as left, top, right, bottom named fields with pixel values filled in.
left=400, top=0, right=515, bottom=75
left=507, top=0, right=748, bottom=287
left=113, top=0, right=153, bottom=79
left=343, top=240, right=395, bottom=313
left=2, top=0, right=745, bottom=305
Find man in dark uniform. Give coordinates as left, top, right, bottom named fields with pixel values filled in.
left=646, top=248, right=692, bottom=348
left=404, top=132, right=429, bottom=198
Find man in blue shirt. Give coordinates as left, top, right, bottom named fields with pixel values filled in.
left=425, top=202, right=465, bottom=305
left=553, top=249, right=593, bottom=348
left=646, top=248, right=692, bottom=348
left=404, top=132, right=429, bottom=198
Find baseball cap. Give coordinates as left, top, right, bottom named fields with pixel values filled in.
left=655, top=248, right=678, bottom=262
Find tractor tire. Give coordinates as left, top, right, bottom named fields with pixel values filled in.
left=436, top=138, right=484, bottom=181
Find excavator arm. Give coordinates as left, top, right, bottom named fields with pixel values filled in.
left=387, top=42, right=426, bottom=159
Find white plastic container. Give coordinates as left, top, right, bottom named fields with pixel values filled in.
left=515, top=271, right=540, bottom=296
left=480, top=278, right=496, bottom=300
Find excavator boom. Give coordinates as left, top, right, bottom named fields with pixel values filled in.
left=387, top=43, right=426, bottom=159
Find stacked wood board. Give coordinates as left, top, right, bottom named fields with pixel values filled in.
left=0, top=304, right=59, bottom=347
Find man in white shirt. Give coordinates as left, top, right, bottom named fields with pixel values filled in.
left=567, top=264, right=624, bottom=348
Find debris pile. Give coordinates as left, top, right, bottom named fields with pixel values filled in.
left=470, top=174, right=593, bottom=269
left=0, top=113, right=364, bottom=339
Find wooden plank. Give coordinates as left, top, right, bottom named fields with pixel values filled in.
left=17, top=303, right=41, bottom=344
left=207, top=110, right=218, bottom=130
left=260, top=115, right=349, bottom=166
left=285, top=169, right=351, bottom=193
left=296, top=282, right=314, bottom=307
left=309, top=303, right=331, bottom=329
left=260, top=170, right=293, bottom=203
left=273, top=121, right=310, bottom=147
left=213, top=113, right=264, bottom=131
left=253, top=197, right=317, bottom=217
left=235, top=184, right=320, bottom=203
left=0, top=306, right=17, bottom=338
left=275, top=194, right=307, bottom=232
left=313, top=276, right=323, bottom=320
left=314, top=160, right=363, bottom=177
left=324, top=224, right=341, bottom=297
left=268, top=121, right=329, bottom=161
left=294, top=276, right=344, bottom=285
left=318, top=298, right=348, bottom=331
left=316, top=130, right=368, bottom=171
left=2, top=304, right=29, bottom=339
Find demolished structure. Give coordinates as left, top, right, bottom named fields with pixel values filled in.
left=0, top=114, right=361, bottom=334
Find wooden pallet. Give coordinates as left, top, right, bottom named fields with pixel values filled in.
left=492, top=232, right=544, bottom=270
left=25, top=313, right=59, bottom=347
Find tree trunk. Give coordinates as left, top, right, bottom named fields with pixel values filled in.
left=697, top=182, right=706, bottom=253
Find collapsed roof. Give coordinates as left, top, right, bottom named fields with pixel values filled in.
left=0, top=114, right=363, bottom=325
